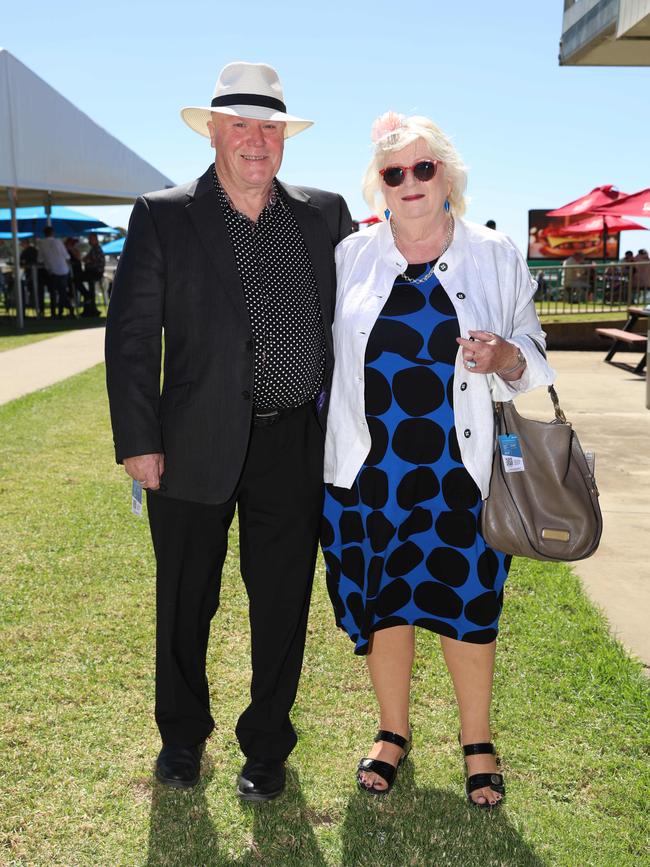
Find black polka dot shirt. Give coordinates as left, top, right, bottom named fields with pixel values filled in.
left=212, top=166, right=325, bottom=410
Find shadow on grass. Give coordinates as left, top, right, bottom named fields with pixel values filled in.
left=0, top=313, right=105, bottom=337
left=340, top=760, right=545, bottom=867
left=146, top=762, right=326, bottom=867
left=146, top=757, right=543, bottom=866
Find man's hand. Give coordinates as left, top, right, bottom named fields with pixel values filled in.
left=123, top=453, right=165, bottom=491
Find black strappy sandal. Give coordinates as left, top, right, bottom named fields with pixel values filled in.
left=356, top=729, right=411, bottom=796
left=460, top=738, right=505, bottom=808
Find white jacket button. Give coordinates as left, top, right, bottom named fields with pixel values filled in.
left=463, top=428, right=471, bottom=438
left=460, top=382, right=467, bottom=391
left=439, top=262, right=448, bottom=271
left=456, top=292, right=466, bottom=299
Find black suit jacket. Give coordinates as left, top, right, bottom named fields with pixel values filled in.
left=105, top=166, right=351, bottom=505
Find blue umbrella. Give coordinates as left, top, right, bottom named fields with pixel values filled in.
left=102, top=236, right=125, bottom=254
left=0, top=205, right=110, bottom=236
left=0, top=231, right=32, bottom=239
left=83, top=226, right=122, bottom=236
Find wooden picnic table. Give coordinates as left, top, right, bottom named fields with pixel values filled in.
left=596, top=306, right=649, bottom=374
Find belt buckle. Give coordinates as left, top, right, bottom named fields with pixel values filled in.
left=253, top=408, right=280, bottom=427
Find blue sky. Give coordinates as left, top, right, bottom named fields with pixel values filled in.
left=4, top=1, right=649, bottom=253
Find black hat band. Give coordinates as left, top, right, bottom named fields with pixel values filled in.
left=211, top=93, right=287, bottom=113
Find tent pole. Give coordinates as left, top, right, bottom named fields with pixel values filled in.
left=8, top=188, right=24, bottom=330
left=45, top=193, right=52, bottom=227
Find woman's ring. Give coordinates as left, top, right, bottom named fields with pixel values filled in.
left=464, top=359, right=477, bottom=369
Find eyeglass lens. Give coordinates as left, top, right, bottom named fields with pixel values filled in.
left=382, top=161, right=437, bottom=187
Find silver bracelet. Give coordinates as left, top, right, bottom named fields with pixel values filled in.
left=497, top=348, right=526, bottom=376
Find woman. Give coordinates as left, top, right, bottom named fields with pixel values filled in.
left=322, top=113, right=554, bottom=807
left=64, top=237, right=84, bottom=313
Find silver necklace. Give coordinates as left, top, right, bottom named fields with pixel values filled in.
left=391, top=215, right=455, bottom=284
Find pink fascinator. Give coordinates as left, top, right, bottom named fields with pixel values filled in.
left=371, top=111, right=406, bottom=145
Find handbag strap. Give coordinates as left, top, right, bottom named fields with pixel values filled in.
left=548, top=384, right=567, bottom=423
left=494, top=338, right=567, bottom=424
left=532, top=341, right=567, bottom=423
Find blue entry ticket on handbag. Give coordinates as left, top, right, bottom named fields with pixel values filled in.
left=498, top=434, right=525, bottom=473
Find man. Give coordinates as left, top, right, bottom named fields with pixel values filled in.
left=562, top=249, right=590, bottom=303
left=19, top=238, right=40, bottom=314
left=83, top=233, right=105, bottom=316
left=39, top=226, right=73, bottom=318
left=105, top=62, right=351, bottom=799
left=633, top=249, right=649, bottom=305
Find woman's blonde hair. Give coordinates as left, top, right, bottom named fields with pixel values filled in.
left=362, top=112, right=468, bottom=219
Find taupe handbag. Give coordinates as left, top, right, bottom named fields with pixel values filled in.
left=481, top=385, right=603, bottom=561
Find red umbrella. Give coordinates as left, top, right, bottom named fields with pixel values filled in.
left=593, top=188, right=650, bottom=218
left=556, top=214, right=647, bottom=236
left=546, top=185, right=628, bottom=217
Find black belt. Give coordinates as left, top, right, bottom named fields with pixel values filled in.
left=252, top=405, right=302, bottom=427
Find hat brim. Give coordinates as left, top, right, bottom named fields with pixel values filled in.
left=180, top=104, right=313, bottom=139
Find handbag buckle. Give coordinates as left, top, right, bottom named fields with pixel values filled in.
left=541, top=528, right=571, bottom=542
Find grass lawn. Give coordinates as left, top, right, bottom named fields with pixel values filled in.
left=0, top=312, right=106, bottom=352
left=538, top=311, right=631, bottom=324
left=1, top=366, right=648, bottom=866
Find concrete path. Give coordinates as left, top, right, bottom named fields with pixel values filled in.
left=517, top=352, right=649, bottom=669
left=0, top=327, right=105, bottom=405
left=0, top=333, right=647, bottom=667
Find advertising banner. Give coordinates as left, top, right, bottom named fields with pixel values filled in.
left=528, top=210, right=619, bottom=260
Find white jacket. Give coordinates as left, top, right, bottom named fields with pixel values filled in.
left=324, top=218, right=556, bottom=498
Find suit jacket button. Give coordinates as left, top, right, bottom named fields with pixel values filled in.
left=463, top=428, right=471, bottom=438
left=242, top=390, right=250, bottom=400
left=456, top=292, right=466, bottom=299
left=439, top=262, right=448, bottom=271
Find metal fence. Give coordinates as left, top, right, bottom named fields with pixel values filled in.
left=530, top=261, right=650, bottom=316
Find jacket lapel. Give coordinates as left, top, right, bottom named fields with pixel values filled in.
left=184, top=166, right=249, bottom=321
left=279, top=181, right=334, bottom=331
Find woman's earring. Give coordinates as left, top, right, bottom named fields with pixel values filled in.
left=384, top=208, right=391, bottom=220
left=444, top=199, right=450, bottom=213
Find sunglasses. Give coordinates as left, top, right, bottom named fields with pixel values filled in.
left=379, top=160, right=438, bottom=187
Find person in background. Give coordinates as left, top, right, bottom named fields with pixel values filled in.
left=562, top=250, right=590, bottom=303
left=634, top=249, right=650, bottom=305
left=39, top=226, right=73, bottom=318
left=619, top=250, right=636, bottom=304
left=83, top=233, right=105, bottom=317
left=19, top=238, right=40, bottom=314
left=322, top=111, right=553, bottom=807
left=65, top=238, right=84, bottom=313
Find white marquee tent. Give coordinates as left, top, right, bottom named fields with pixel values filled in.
left=0, top=48, right=174, bottom=327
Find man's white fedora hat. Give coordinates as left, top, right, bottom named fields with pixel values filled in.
left=181, top=61, right=314, bottom=139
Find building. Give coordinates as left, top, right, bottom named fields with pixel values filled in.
left=559, top=0, right=650, bottom=65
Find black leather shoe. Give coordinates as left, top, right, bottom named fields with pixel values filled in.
left=155, top=742, right=205, bottom=789
left=237, top=758, right=286, bottom=802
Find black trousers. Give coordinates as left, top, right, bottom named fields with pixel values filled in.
left=84, top=268, right=103, bottom=313
left=146, top=402, right=324, bottom=761
left=48, top=273, right=72, bottom=317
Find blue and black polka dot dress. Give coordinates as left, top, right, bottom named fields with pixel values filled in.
left=322, top=264, right=511, bottom=655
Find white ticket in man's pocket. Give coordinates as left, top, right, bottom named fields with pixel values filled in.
left=131, top=479, right=143, bottom=516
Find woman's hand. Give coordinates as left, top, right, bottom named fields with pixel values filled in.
left=456, top=331, right=525, bottom=379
